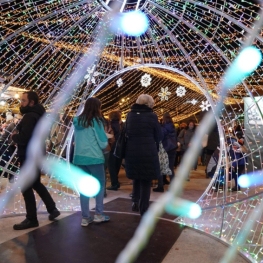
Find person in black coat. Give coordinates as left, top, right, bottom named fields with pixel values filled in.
left=205, top=124, right=220, bottom=178
left=107, top=110, right=123, bottom=191
left=11, top=91, right=60, bottom=230
left=125, top=94, right=161, bottom=216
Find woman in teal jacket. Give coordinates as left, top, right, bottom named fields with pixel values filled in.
left=73, top=97, right=110, bottom=226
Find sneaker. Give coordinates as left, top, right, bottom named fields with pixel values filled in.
left=13, top=218, right=39, bottom=230
left=49, top=208, right=60, bottom=221
left=81, top=217, right=93, bottom=227
left=94, top=214, right=110, bottom=223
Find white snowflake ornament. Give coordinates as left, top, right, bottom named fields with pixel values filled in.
left=158, top=87, right=171, bottom=101
left=117, top=78, right=123, bottom=87
left=176, top=86, right=186, bottom=97
left=141, top=74, right=152, bottom=87
left=84, top=65, right=100, bottom=84
left=190, top=99, right=198, bottom=105
left=200, top=101, right=211, bottom=111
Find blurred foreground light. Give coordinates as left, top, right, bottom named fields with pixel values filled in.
left=165, top=198, right=202, bottom=219
left=120, top=11, right=149, bottom=36
left=223, top=46, right=262, bottom=89
left=238, top=170, right=263, bottom=188
left=238, top=175, right=250, bottom=188
left=43, top=160, right=100, bottom=197
left=77, top=176, right=100, bottom=197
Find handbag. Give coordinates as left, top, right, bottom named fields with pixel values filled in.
left=159, top=142, right=172, bottom=175
left=113, top=114, right=129, bottom=159
left=162, top=133, right=178, bottom=152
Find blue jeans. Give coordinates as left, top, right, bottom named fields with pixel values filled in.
left=78, top=164, right=105, bottom=218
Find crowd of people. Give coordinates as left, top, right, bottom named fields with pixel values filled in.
left=0, top=91, right=248, bottom=230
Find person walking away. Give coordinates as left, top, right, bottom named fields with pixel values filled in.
left=174, top=122, right=187, bottom=167
left=205, top=124, right=220, bottom=178
left=73, top=97, right=110, bottom=226
left=125, top=94, right=161, bottom=216
left=161, top=113, right=177, bottom=183
left=102, top=116, right=114, bottom=197
left=107, top=111, right=123, bottom=191
left=178, top=120, right=197, bottom=180
left=11, top=91, right=60, bottom=230
left=153, top=113, right=177, bottom=192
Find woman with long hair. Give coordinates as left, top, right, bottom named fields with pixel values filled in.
left=73, top=97, right=110, bottom=226
left=153, top=112, right=177, bottom=192
left=178, top=120, right=197, bottom=180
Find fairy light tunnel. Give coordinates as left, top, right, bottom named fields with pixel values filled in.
left=0, top=0, right=263, bottom=262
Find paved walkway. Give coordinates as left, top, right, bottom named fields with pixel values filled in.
left=0, top=164, right=250, bottom=263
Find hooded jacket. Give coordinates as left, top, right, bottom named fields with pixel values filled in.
left=12, top=104, right=45, bottom=157
left=73, top=117, right=108, bottom=165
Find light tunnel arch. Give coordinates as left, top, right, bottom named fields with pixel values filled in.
left=65, top=62, right=226, bottom=200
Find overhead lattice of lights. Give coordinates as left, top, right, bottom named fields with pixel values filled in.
left=0, top=0, right=263, bottom=262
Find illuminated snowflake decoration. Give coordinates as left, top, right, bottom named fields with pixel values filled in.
left=158, top=87, right=171, bottom=101
left=200, top=101, right=211, bottom=111
left=116, top=78, right=123, bottom=87
left=140, top=74, right=152, bottom=87
left=176, top=86, right=186, bottom=97
left=84, top=65, right=100, bottom=84
left=190, top=99, right=198, bottom=105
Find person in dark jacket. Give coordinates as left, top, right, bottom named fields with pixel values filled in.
left=205, top=124, right=220, bottom=177
left=125, top=94, right=161, bottom=216
left=11, top=91, right=60, bottom=230
left=226, top=135, right=247, bottom=191
left=107, top=110, right=123, bottom=191
left=178, top=120, right=197, bottom=180
left=153, top=112, right=177, bottom=192
left=0, top=113, right=22, bottom=181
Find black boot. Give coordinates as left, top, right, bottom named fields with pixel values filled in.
left=163, top=175, right=170, bottom=185
left=132, top=202, right=139, bottom=212
left=106, top=185, right=118, bottom=191
left=13, top=218, right=39, bottom=230
left=49, top=208, right=60, bottom=221
left=153, top=186, right=164, bottom=192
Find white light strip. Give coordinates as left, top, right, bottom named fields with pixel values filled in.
left=120, top=0, right=127, bottom=12
left=135, top=0, right=141, bottom=10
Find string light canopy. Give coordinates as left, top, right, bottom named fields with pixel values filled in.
left=0, top=0, right=263, bottom=262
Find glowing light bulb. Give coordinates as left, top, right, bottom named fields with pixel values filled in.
left=238, top=171, right=263, bottom=188
left=77, top=176, right=100, bottom=197
left=165, top=198, right=202, bottom=219
left=120, top=11, right=149, bottom=36
left=44, top=160, right=101, bottom=197
left=236, top=46, right=262, bottom=73
left=238, top=175, right=250, bottom=188
left=14, top=93, right=19, bottom=99
left=188, top=203, right=202, bottom=219
left=223, top=46, right=262, bottom=89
